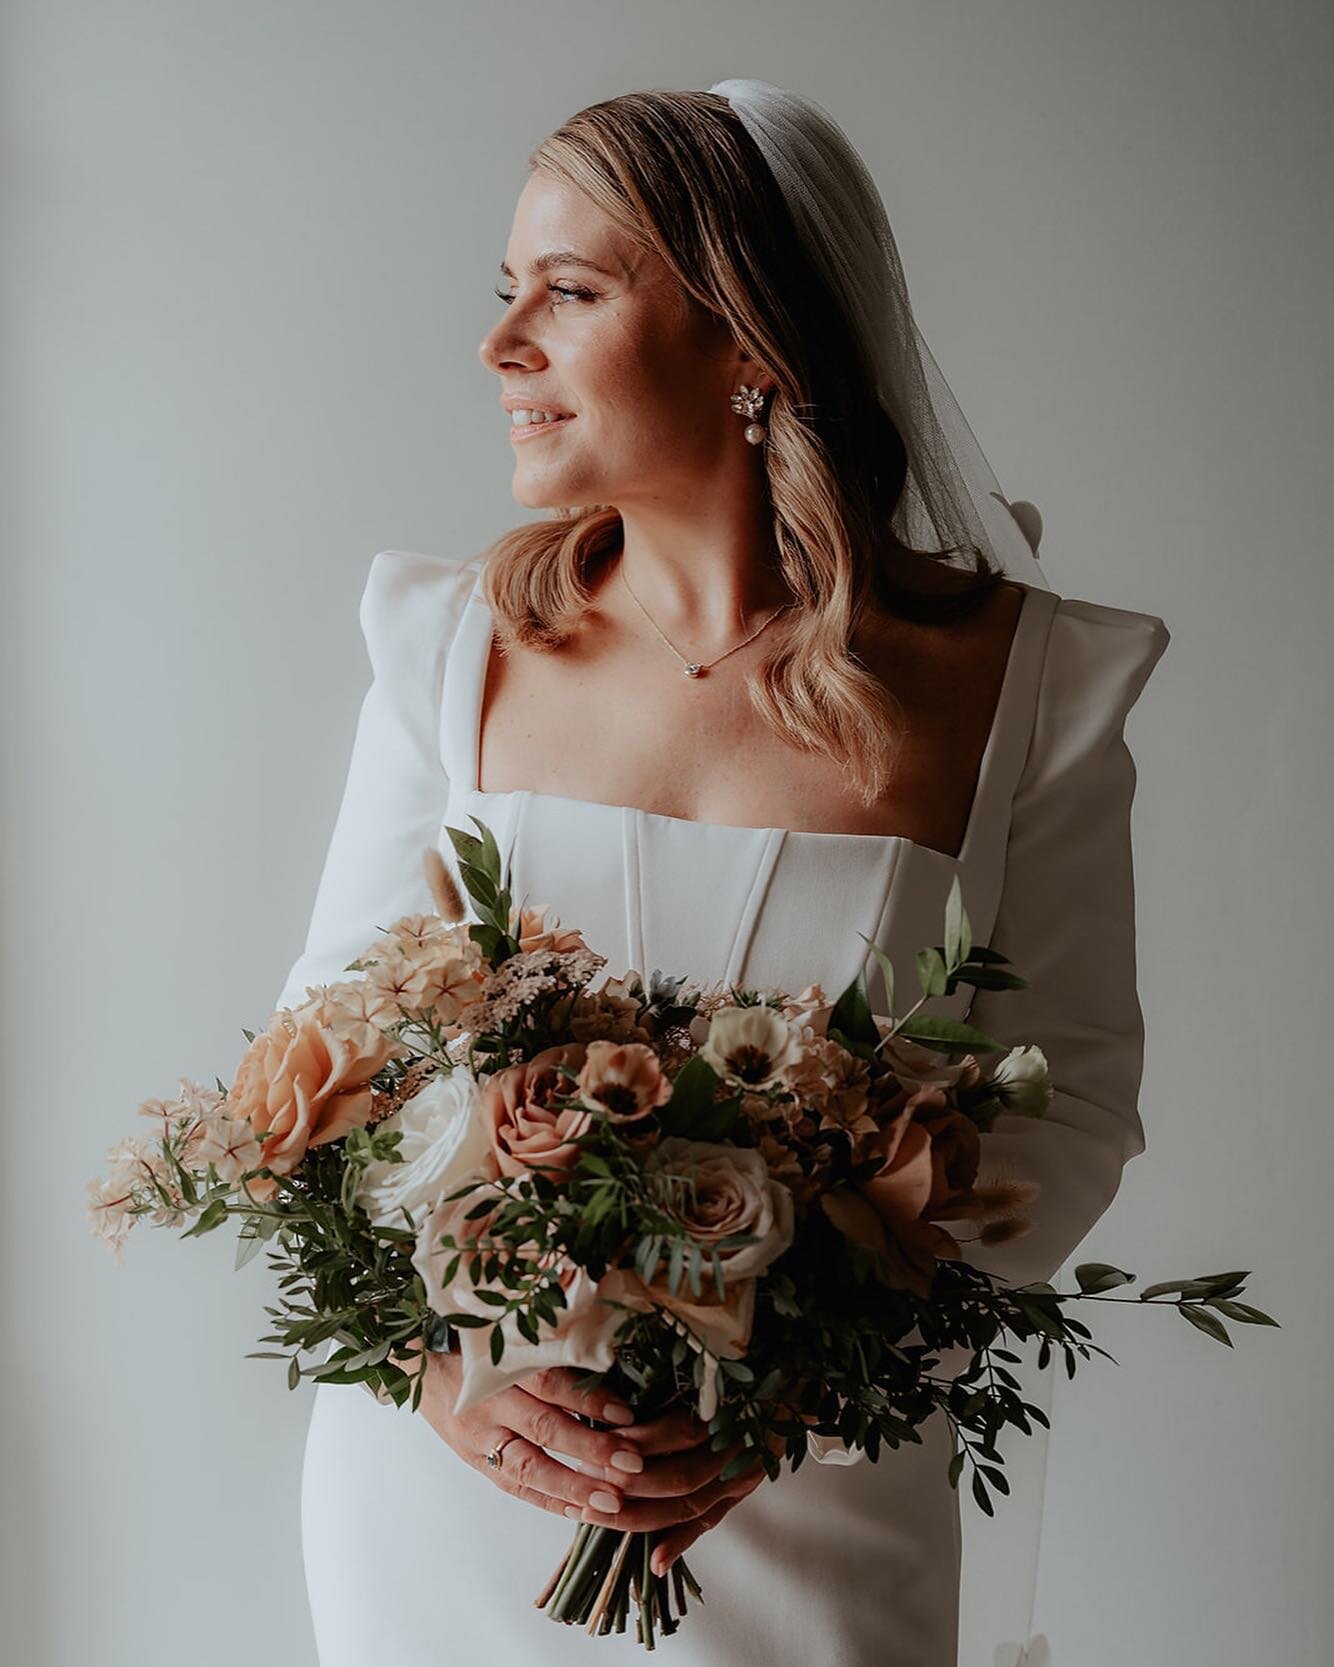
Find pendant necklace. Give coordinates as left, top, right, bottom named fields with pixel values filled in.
left=619, top=563, right=796, bottom=678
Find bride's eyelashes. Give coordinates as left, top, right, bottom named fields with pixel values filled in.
left=492, top=283, right=598, bottom=307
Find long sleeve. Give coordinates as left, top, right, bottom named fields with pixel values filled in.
left=943, top=599, right=1171, bottom=1290
left=808, top=597, right=1171, bottom=1464
left=272, top=549, right=481, bottom=1014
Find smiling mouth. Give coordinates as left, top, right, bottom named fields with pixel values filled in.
left=510, top=415, right=576, bottom=443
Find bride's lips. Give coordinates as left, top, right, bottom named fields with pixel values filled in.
left=510, top=415, right=577, bottom=444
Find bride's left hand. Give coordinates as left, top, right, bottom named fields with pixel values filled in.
left=571, top=1416, right=784, bottom=1575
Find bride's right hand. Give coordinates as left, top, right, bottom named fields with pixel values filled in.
left=399, top=1347, right=650, bottom=1522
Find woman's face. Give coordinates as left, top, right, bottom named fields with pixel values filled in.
left=478, top=170, right=759, bottom=511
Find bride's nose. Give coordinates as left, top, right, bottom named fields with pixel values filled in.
left=478, top=313, right=545, bottom=374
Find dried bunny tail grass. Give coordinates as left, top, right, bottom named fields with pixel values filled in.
left=978, top=1214, right=1034, bottom=1247
left=973, top=1178, right=1041, bottom=1215
left=422, top=846, right=466, bottom=924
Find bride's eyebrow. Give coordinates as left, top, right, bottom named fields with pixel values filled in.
left=499, top=250, right=620, bottom=279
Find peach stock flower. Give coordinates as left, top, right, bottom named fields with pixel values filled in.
left=567, top=976, right=655, bottom=1046
left=362, top=936, right=487, bottom=1029
left=480, top=1043, right=594, bottom=1177
left=780, top=1036, right=875, bottom=1139
left=226, top=993, right=399, bottom=1198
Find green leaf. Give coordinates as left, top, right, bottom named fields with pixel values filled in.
left=944, top=875, right=966, bottom=968
left=1209, top=1299, right=1280, bottom=1327
left=287, top=1356, right=301, bottom=1390
left=891, top=1015, right=1008, bottom=1056
left=1140, top=1278, right=1218, bottom=1301
left=971, top=1470, right=994, bottom=1517
left=659, top=1054, right=737, bottom=1140
left=181, top=1197, right=228, bottom=1239
left=1074, top=1262, right=1135, bottom=1294
left=980, top=1464, right=1011, bottom=1496
left=719, top=1448, right=763, bottom=1483
left=489, top=1323, right=505, bottom=1365
left=955, top=965, right=1030, bottom=992
left=856, top=935, right=896, bottom=1019
left=916, top=947, right=949, bottom=1000
left=1180, top=1305, right=1233, bottom=1347
left=668, top=1239, right=685, bottom=1298
left=829, top=966, right=880, bottom=1049
left=948, top=1450, right=966, bottom=1488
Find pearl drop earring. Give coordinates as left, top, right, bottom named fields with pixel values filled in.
left=730, top=384, right=769, bottom=445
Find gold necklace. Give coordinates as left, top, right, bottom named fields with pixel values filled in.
left=619, top=564, right=796, bottom=678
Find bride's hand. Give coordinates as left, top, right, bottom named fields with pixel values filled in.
left=397, top=1348, right=652, bottom=1521
left=567, top=1403, right=778, bottom=1559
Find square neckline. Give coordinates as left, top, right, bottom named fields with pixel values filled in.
left=460, top=570, right=1049, bottom=865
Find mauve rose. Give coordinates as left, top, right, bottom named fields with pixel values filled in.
left=227, top=995, right=397, bottom=1197
left=646, top=1137, right=795, bottom=1284
left=481, top=1043, right=593, bottom=1177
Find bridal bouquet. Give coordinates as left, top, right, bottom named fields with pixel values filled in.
left=89, top=817, right=1276, bottom=1647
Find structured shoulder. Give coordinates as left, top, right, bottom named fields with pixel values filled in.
left=1025, top=592, right=1172, bottom=780
left=358, top=549, right=484, bottom=677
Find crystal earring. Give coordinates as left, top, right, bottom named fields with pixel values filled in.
left=730, top=384, right=769, bottom=445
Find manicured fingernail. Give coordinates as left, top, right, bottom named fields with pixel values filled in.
left=653, top=1551, right=673, bottom=1575
left=602, top=1400, right=636, bottom=1424
left=564, top=1504, right=582, bottom=1519
left=609, top=1448, right=644, bottom=1473
left=589, top=1489, right=622, bottom=1513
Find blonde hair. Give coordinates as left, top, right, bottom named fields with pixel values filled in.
left=479, top=88, right=1005, bottom=808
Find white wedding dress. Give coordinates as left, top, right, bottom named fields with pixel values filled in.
left=276, top=549, right=1170, bottom=1666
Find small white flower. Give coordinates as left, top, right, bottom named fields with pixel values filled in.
left=700, top=1005, right=802, bottom=1089
left=990, top=1045, right=1053, bottom=1117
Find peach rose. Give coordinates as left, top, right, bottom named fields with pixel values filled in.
left=508, top=902, right=589, bottom=954
left=911, top=1094, right=983, bottom=1219
left=480, top=1043, right=594, bottom=1177
left=575, top=1040, right=673, bottom=1125
left=830, top=1085, right=970, bottom=1296
left=876, top=1029, right=981, bottom=1092
left=226, top=994, right=398, bottom=1198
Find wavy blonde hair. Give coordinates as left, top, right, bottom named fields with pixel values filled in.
left=479, top=88, right=1006, bottom=808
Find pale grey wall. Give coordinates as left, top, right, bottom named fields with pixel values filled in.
left=4, top=3, right=1328, bottom=1664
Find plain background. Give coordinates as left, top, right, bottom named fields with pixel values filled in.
left=4, top=3, right=1329, bottom=1664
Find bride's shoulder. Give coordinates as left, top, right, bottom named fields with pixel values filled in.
left=358, top=548, right=486, bottom=672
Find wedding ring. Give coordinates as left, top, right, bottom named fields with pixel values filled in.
left=485, top=1433, right=518, bottom=1469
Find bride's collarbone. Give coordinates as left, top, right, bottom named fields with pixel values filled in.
left=477, top=585, right=1024, bottom=844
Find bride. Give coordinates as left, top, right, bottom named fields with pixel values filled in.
left=279, top=79, right=1170, bottom=1667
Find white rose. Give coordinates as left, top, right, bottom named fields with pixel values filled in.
left=355, top=1069, right=493, bottom=1230
left=990, top=1045, right=1053, bottom=1118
